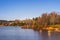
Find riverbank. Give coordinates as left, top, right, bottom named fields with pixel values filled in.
left=0, top=24, right=60, bottom=32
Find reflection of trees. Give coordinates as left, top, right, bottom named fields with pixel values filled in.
left=48, top=30, right=51, bottom=37
left=41, top=30, right=49, bottom=40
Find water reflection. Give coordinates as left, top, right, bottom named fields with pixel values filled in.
left=0, top=26, right=60, bottom=40
left=41, top=30, right=49, bottom=40
left=39, top=30, right=60, bottom=40
left=48, top=30, right=51, bottom=37
left=0, top=26, right=40, bottom=40
left=39, top=30, right=42, bottom=33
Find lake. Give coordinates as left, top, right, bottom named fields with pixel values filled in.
left=0, top=26, right=60, bottom=40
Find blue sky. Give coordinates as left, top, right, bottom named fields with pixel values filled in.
left=0, top=0, right=60, bottom=20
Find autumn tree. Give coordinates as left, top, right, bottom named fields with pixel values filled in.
left=48, top=12, right=57, bottom=25
left=41, top=13, right=48, bottom=27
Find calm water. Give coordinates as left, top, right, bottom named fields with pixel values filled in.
left=0, top=26, right=60, bottom=40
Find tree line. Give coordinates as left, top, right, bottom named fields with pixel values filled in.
left=0, top=12, right=60, bottom=30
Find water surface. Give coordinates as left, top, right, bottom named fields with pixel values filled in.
left=0, top=26, right=60, bottom=40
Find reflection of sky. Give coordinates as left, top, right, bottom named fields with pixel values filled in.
left=0, top=26, right=60, bottom=40
left=0, top=26, right=40, bottom=40
left=0, top=0, right=60, bottom=20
